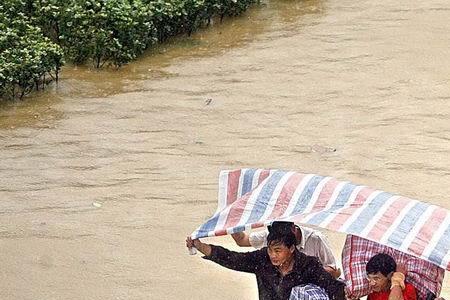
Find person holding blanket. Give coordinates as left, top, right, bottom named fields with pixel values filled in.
left=231, top=221, right=341, bottom=278
left=186, top=221, right=345, bottom=300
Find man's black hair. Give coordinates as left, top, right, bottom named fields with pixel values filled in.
left=366, top=253, right=396, bottom=277
left=268, top=221, right=294, bottom=233
left=267, top=221, right=296, bottom=248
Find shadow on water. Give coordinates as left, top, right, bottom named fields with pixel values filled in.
left=0, top=0, right=325, bottom=129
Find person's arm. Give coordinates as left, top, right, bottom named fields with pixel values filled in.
left=388, top=272, right=405, bottom=300
left=186, top=236, right=212, bottom=256
left=388, top=277, right=418, bottom=300
left=388, top=265, right=417, bottom=300
left=186, top=236, right=260, bottom=273
left=232, top=229, right=268, bottom=249
left=324, top=266, right=341, bottom=279
left=311, top=231, right=341, bottom=278
left=231, top=232, right=252, bottom=247
left=313, top=231, right=337, bottom=268
left=389, top=285, right=404, bottom=300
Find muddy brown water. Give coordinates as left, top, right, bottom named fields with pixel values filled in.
left=1, top=0, right=450, bottom=299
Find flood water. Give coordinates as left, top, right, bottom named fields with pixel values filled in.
left=1, top=0, right=450, bottom=299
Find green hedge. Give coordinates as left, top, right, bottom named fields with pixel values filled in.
left=0, top=3, right=63, bottom=99
left=57, top=0, right=157, bottom=67
left=1, top=0, right=257, bottom=99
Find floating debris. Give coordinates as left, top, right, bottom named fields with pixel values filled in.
left=311, top=144, right=337, bottom=153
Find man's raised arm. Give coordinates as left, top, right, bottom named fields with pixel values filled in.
left=231, top=232, right=252, bottom=247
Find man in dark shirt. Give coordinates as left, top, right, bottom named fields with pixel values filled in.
left=186, top=222, right=345, bottom=300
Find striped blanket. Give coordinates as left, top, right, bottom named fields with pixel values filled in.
left=191, top=169, right=450, bottom=271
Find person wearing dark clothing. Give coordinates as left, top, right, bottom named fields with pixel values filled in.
left=186, top=222, right=345, bottom=300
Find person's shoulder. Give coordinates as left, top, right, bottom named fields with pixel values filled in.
left=256, top=246, right=268, bottom=254
left=303, top=227, right=334, bottom=247
left=249, top=229, right=269, bottom=248
left=252, top=246, right=271, bottom=260
left=404, top=283, right=417, bottom=293
left=402, top=283, right=417, bottom=300
left=306, top=228, right=325, bottom=238
left=366, top=292, right=377, bottom=300
left=254, top=247, right=275, bottom=266
left=296, top=250, right=321, bottom=265
left=249, top=229, right=269, bottom=238
left=404, top=282, right=416, bottom=289
left=303, top=227, right=328, bottom=244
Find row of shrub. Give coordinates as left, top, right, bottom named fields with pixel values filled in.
left=0, top=0, right=257, bottom=100
left=1, top=4, right=63, bottom=100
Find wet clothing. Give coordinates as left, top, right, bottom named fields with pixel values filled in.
left=367, top=283, right=417, bottom=300
left=203, top=245, right=345, bottom=300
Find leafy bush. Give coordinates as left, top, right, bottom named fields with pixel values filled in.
left=0, top=5, right=63, bottom=99
left=30, top=0, right=64, bottom=43
left=146, top=0, right=206, bottom=42
left=145, top=0, right=256, bottom=42
left=59, top=0, right=157, bottom=67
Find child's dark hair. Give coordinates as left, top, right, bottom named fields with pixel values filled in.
left=267, top=221, right=296, bottom=248
left=366, top=253, right=397, bottom=276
